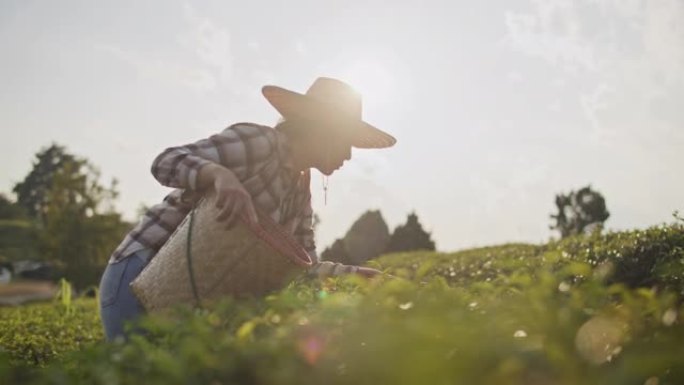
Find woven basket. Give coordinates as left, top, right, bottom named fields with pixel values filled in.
left=130, top=192, right=313, bottom=311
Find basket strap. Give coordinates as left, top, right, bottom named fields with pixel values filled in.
left=186, top=205, right=202, bottom=308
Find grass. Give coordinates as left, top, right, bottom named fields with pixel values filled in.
left=1, top=223, right=683, bottom=384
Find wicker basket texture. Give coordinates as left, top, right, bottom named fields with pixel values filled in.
left=130, top=193, right=312, bottom=311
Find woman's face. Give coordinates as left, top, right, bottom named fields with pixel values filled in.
left=284, top=119, right=354, bottom=175
left=311, top=129, right=353, bottom=176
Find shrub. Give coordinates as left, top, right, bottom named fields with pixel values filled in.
left=0, top=298, right=102, bottom=367
left=1, top=223, right=683, bottom=384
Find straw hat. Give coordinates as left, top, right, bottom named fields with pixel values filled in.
left=130, top=192, right=313, bottom=311
left=262, top=77, right=397, bottom=149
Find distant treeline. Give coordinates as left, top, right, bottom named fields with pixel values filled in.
left=0, top=142, right=613, bottom=290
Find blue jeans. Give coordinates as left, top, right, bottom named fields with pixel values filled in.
left=99, top=249, right=154, bottom=341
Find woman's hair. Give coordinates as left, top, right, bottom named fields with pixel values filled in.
left=275, top=118, right=315, bottom=141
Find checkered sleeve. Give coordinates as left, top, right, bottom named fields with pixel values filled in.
left=150, top=123, right=275, bottom=191
left=308, top=261, right=359, bottom=278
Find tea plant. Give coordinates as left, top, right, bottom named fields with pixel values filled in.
left=1, top=222, right=683, bottom=384
left=0, top=298, right=102, bottom=367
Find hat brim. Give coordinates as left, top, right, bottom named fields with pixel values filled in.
left=262, top=85, right=396, bottom=149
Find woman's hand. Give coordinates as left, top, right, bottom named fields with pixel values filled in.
left=355, top=266, right=383, bottom=278
left=309, top=262, right=384, bottom=279
left=198, top=164, right=259, bottom=229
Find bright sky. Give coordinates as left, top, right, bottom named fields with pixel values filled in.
left=2, top=0, right=683, bottom=252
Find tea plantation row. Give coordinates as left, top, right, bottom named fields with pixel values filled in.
left=1, top=223, right=683, bottom=384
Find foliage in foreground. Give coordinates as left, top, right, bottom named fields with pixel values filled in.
left=0, top=297, right=102, bottom=366
left=1, top=223, right=683, bottom=385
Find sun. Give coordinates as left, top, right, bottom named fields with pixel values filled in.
left=338, top=59, right=395, bottom=107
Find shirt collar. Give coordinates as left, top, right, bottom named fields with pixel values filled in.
left=274, top=128, right=303, bottom=182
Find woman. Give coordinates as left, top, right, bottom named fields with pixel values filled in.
left=98, top=77, right=397, bottom=341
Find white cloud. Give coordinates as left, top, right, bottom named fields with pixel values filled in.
left=469, top=153, right=551, bottom=215
left=504, top=0, right=684, bottom=82
left=94, top=43, right=217, bottom=92
left=507, top=71, right=523, bottom=83
left=247, top=40, right=260, bottom=52
left=642, top=0, right=684, bottom=85
left=548, top=100, right=562, bottom=112
left=579, top=82, right=614, bottom=144
left=346, top=150, right=394, bottom=178
left=504, top=0, right=599, bottom=73
left=295, top=40, right=306, bottom=55
left=93, top=3, right=238, bottom=95
left=585, top=0, right=643, bottom=18
left=180, top=2, right=233, bottom=85
left=505, top=0, right=684, bottom=145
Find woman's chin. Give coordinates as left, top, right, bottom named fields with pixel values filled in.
left=317, top=166, right=338, bottom=176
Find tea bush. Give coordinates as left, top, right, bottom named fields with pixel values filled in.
left=0, top=298, right=102, bottom=366
left=1, top=223, right=683, bottom=384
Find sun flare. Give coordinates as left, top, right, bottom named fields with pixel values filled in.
left=339, top=59, right=395, bottom=106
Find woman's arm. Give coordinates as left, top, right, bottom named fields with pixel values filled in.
left=294, top=191, right=382, bottom=278
left=150, top=140, right=216, bottom=192
left=150, top=125, right=271, bottom=226
left=196, top=163, right=258, bottom=227
left=150, top=123, right=273, bottom=191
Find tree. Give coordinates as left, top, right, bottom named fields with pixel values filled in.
left=0, top=193, right=26, bottom=220
left=343, top=210, right=390, bottom=264
left=13, top=143, right=78, bottom=223
left=0, top=194, right=39, bottom=263
left=321, top=210, right=390, bottom=264
left=386, top=212, right=436, bottom=253
left=321, top=239, right=351, bottom=265
left=40, top=157, right=128, bottom=289
left=550, top=185, right=610, bottom=239
left=13, top=144, right=128, bottom=289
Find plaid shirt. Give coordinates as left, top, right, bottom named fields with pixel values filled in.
left=109, top=122, right=317, bottom=264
